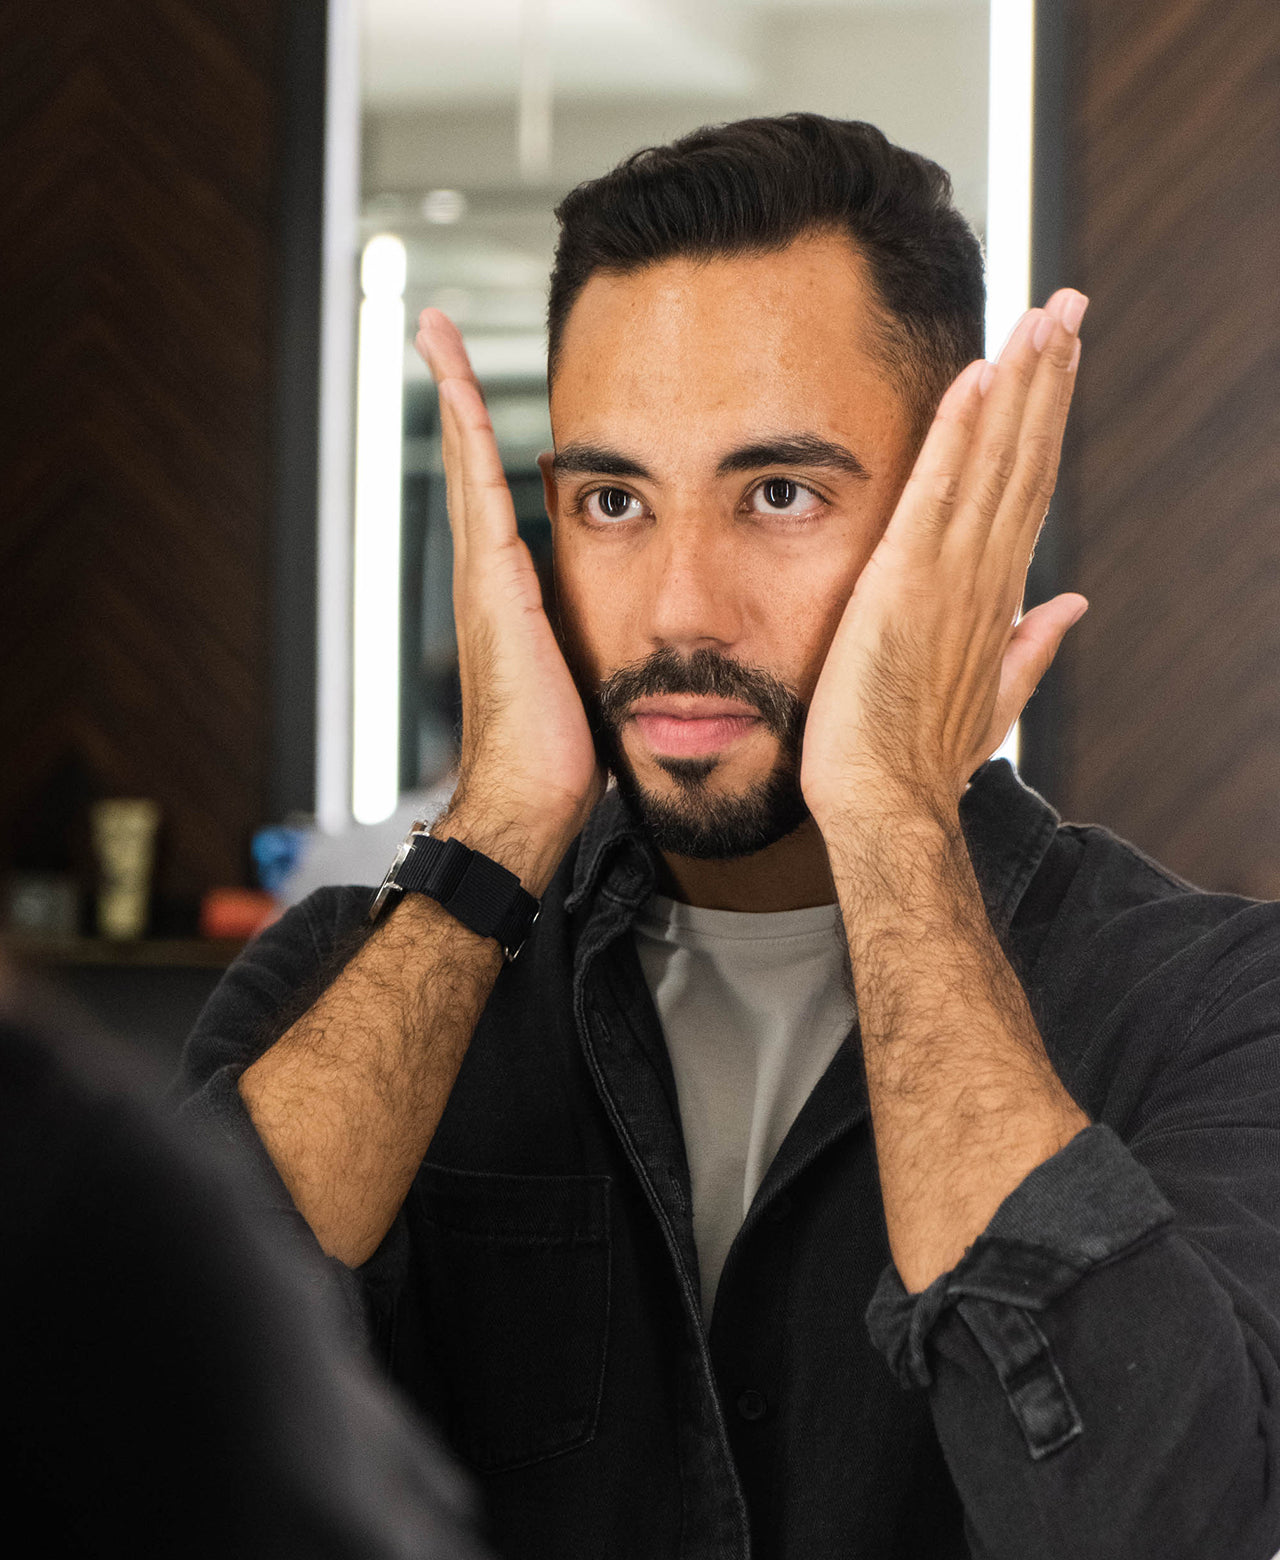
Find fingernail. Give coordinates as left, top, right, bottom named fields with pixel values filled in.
left=996, top=310, right=1032, bottom=361
left=1033, top=312, right=1055, bottom=352
left=1060, top=291, right=1089, bottom=335
left=978, top=360, right=996, bottom=396
left=1069, top=337, right=1082, bottom=371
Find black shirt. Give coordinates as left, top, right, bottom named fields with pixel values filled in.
left=178, top=760, right=1280, bottom=1560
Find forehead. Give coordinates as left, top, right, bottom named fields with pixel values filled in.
left=549, top=234, right=909, bottom=458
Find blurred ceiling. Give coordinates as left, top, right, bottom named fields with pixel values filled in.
left=358, top=0, right=990, bottom=385
left=363, top=0, right=981, bottom=107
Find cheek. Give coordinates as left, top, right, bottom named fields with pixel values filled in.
left=552, top=537, right=619, bottom=681
left=765, top=574, right=853, bottom=701
left=750, top=523, right=884, bottom=699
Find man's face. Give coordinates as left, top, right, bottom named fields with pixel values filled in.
left=542, top=233, right=920, bottom=858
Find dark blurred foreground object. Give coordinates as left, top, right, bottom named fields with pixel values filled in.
left=0, top=975, right=492, bottom=1560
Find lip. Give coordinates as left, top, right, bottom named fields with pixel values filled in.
left=629, top=697, right=763, bottom=759
left=629, top=696, right=760, bottom=721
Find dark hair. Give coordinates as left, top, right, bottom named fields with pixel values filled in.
left=548, top=113, right=985, bottom=438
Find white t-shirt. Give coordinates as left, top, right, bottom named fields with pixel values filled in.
left=634, top=895, right=855, bottom=1321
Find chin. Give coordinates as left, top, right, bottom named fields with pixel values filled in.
left=611, top=754, right=810, bottom=861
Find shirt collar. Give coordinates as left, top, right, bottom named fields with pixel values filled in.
left=565, top=785, right=655, bottom=914
left=566, top=759, right=1060, bottom=932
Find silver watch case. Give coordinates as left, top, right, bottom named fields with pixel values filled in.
left=368, top=818, right=431, bottom=923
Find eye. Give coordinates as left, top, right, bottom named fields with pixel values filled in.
left=746, top=478, right=824, bottom=518
left=583, top=486, right=644, bottom=523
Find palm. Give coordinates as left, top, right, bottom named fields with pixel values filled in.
left=461, top=521, right=600, bottom=816
left=419, top=309, right=602, bottom=837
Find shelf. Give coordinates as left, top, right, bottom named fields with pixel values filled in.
left=2, top=935, right=247, bottom=970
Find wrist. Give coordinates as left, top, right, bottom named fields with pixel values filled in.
left=433, top=799, right=578, bottom=899
left=822, top=802, right=969, bottom=933
left=814, top=784, right=959, bottom=857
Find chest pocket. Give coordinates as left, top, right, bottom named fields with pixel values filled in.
left=408, top=1162, right=612, bottom=1473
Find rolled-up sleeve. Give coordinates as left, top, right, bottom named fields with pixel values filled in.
left=864, top=952, right=1280, bottom=1560
left=867, top=1124, right=1173, bottom=1456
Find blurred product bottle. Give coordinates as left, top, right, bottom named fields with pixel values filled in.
left=90, top=798, right=160, bottom=939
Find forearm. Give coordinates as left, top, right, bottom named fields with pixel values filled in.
left=239, top=806, right=567, bottom=1267
left=829, top=805, right=1088, bottom=1292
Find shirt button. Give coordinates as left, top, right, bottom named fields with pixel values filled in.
left=736, top=1389, right=768, bottom=1422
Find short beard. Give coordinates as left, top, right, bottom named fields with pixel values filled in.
left=583, top=647, right=809, bottom=861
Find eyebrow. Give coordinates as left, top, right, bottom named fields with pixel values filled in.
left=551, top=444, right=652, bottom=479
left=551, top=434, right=870, bottom=483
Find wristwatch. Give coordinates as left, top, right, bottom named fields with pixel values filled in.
left=368, top=820, right=541, bottom=961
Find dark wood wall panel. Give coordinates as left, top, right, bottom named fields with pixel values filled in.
left=1056, top=0, right=1280, bottom=893
left=0, top=1, right=286, bottom=919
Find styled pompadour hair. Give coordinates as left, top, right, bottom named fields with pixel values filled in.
left=547, top=113, right=985, bottom=438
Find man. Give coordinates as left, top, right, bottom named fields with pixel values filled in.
left=179, top=116, right=1280, bottom=1559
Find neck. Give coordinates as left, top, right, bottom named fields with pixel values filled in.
left=656, top=814, right=837, bottom=912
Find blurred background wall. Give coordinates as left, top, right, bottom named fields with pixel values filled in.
left=0, top=0, right=309, bottom=1060
left=1, top=0, right=273, bottom=906
left=1051, top=0, right=1280, bottom=897
left=1, top=0, right=1278, bottom=1064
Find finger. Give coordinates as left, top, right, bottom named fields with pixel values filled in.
left=422, top=310, right=515, bottom=556
left=437, top=377, right=520, bottom=553
left=424, top=310, right=485, bottom=559
left=415, top=307, right=482, bottom=397
left=986, top=593, right=1088, bottom=746
left=948, top=308, right=1046, bottom=544
left=883, top=358, right=988, bottom=550
left=950, top=293, right=1085, bottom=603
left=1044, top=288, right=1089, bottom=336
left=986, top=306, right=1084, bottom=567
left=434, top=376, right=470, bottom=558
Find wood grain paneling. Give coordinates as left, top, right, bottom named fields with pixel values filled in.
left=0, top=1, right=286, bottom=920
left=1055, top=0, right=1280, bottom=893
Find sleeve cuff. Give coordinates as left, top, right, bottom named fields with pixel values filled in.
left=865, top=1124, right=1174, bottom=1456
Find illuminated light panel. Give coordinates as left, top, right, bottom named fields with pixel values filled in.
left=986, top=0, right=1036, bottom=770
left=351, top=233, right=407, bottom=825
left=985, top=0, right=1036, bottom=355
left=315, top=0, right=360, bottom=835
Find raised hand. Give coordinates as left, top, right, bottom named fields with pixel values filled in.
left=415, top=310, right=603, bottom=892
left=800, top=289, right=1089, bottom=834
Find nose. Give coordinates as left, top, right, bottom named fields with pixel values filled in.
left=645, top=518, right=744, bottom=654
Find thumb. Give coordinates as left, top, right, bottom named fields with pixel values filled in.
left=989, top=593, right=1088, bottom=744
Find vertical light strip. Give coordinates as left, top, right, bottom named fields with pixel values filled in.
left=315, top=0, right=360, bottom=834
left=986, top=0, right=1036, bottom=769
left=351, top=234, right=407, bottom=825
left=985, top=0, right=1036, bottom=353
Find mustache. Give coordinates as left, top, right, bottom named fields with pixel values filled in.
left=591, top=648, right=805, bottom=744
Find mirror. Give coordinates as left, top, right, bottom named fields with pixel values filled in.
left=319, top=0, right=1022, bottom=838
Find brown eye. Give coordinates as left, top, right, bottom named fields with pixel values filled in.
left=586, top=487, right=640, bottom=522
left=747, top=479, right=822, bottom=519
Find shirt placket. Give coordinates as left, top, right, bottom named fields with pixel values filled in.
left=574, top=877, right=753, bottom=1560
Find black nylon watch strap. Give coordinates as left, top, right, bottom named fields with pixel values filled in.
left=397, top=835, right=472, bottom=899
left=395, top=834, right=540, bottom=960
